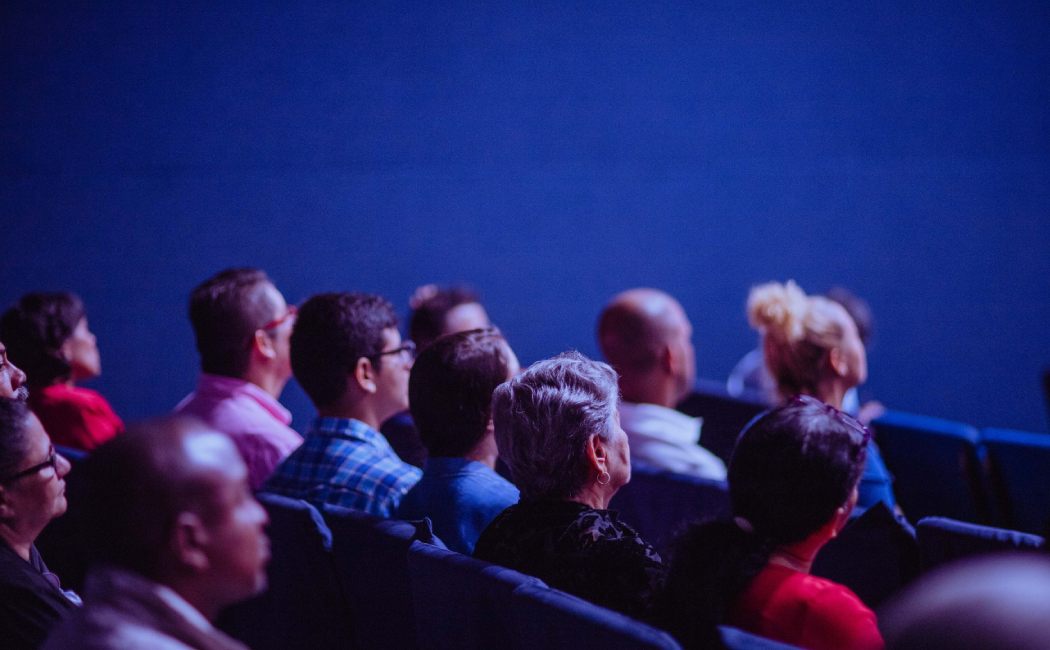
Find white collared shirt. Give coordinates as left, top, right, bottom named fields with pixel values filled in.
left=618, top=402, right=728, bottom=481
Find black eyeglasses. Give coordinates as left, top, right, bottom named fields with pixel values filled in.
left=1, top=445, right=58, bottom=484
left=368, top=341, right=417, bottom=363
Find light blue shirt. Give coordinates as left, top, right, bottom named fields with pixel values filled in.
left=396, top=457, right=519, bottom=555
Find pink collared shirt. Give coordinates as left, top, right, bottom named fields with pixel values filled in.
left=175, top=373, right=303, bottom=490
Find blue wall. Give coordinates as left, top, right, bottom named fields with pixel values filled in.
left=2, top=0, right=1048, bottom=433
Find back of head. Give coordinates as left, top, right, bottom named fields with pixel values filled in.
left=409, top=327, right=513, bottom=458
left=0, top=292, right=85, bottom=386
left=291, top=292, right=398, bottom=409
left=0, top=397, right=33, bottom=479
left=78, top=416, right=224, bottom=578
left=747, top=280, right=848, bottom=398
left=881, top=554, right=1050, bottom=650
left=596, top=288, right=678, bottom=377
left=409, top=285, right=483, bottom=351
left=825, top=286, right=874, bottom=346
left=655, top=396, right=869, bottom=648
left=188, top=268, right=277, bottom=378
left=490, top=350, right=618, bottom=501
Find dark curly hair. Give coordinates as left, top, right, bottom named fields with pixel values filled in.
left=652, top=396, right=869, bottom=649
left=0, top=292, right=86, bottom=387
left=408, top=286, right=481, bottom=351
left=409, top=327, right=512, bottom=458
left=291, top=293, right=399, bottom=409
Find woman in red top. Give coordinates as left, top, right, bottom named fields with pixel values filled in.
left=653, top=395, right=882, bottom=650
left=0, top=293, right=123, bottom=452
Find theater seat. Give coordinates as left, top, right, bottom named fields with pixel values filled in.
left=675, top=379, right=767, bottom=465
left=979, top=428, right=1050, bottom=535
left=870, top=410, right=989, bottom=524
left=407, top=542, right=545, bottom=650
left=323, top=505, right=443, bottom=650
left=916, top=516, right=1045, bottom=571
left=507, top=584, right=683, bottom=650
left=217, top=493, right=353, bottom=650
left=609, top=465, right=730, bottom=554
left=719, top=626, right=807, bottom=649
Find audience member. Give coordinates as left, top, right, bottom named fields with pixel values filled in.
left=382, top=285, right=492, bottom=468
left=1, top=293, right=123, bottom=452
left=597, top=288, right=726, bottom=480
left=396, top=328, right=521, bottom=554
left=881, top=554, right=1050, bottom=650
left=263, top=293, right=421, bottom=516
left=0, top=398, right=78, bottom=650
left=175, top=268, right=303, bottom=490
left=41, top=416, right=270, bottom=650
left=473, top=351, right=663, bottom=620
left=746, top=280, right=897, bottom=512
left=0, top=340, right=29, bottom=400
left=653, top=396, right=882, bottom=650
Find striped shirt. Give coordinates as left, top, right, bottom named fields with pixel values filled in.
left=262, top=417, right=422, bottom=517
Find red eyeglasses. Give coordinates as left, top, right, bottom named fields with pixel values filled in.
left=261, top=305, right=298, bottom=330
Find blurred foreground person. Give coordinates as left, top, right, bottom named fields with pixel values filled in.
left=397, top=328, right=520, bottom=554
left=0, top=398, right=78, bottom=650
left=41, top=417, right=270, bottom=650
left=746, top=280, right=896, bottom=512
left=176, top=268, right=303, bottom=490
left=473, top=351, right=663, bottom=619
left=384, top=285, right=492, bottom=468
left=654, top=396, right=881, bottom=650
left=598, top=288, right=726, bottom=480
left=264, top=293, right=421, bottom=516
left=881, top=554, right=1050, bottom=650
left=1, top=293, right=123, bottom=451
left=0, top=339, right=29, bottom=400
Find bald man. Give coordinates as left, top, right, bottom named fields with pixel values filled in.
left=42, top=417, right=269, bottom=650
left=597, top=289, right=726, bottom=480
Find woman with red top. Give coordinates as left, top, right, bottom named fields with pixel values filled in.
left=0, top=293, right=123, bottom=452
left=652, top=395, right=883, bottom=650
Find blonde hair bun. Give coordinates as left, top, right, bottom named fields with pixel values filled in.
left=747, top=280, right=809, bottom=342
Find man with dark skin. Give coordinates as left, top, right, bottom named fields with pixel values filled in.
left=42, top=417, right=270, bottom=650
left=597, top=288, right=726, bottom=480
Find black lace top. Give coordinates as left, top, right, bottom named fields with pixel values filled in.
left=472, top=498, right=664, bottom=619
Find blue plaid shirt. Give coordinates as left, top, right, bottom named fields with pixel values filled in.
left=263, top=417, right=422, bottom=517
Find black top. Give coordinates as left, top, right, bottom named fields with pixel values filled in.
left=0, top=540, right=76, bottom=650
left=473, top=498, right=664, bottom=619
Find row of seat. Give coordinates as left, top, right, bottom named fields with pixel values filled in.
left=678, top=380, right=1050, bottom=534
left=218, top=492, right=802, bottom=650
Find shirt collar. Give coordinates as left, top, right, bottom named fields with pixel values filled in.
left=618, top=401, right=702, bottom=444
left=422, top=457, right=489, bottom=475
left=195, top=373, right=292, bottom=425
left=311, top=417, right=394, bottom=453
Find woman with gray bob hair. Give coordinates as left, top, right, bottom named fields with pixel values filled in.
left=473, top=351, right=663, bottom=620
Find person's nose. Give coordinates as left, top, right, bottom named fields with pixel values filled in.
left=56, top=452, right=72, bottom=478
left=10, top=362, right=26, bottom=388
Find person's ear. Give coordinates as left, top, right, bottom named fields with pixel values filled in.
left=58, top=338, right=74, bottom=363
left=659, top=344, right=675, bottom=375
left=829, top=487, right=859, bottom=538
left=586, top=433, right=609, bottom=476
left=828, top=346, right=849, bottom=378
left=171, top=511, right=211, bottom=572
left=252, top=330, right=278, bottom=362
left=0, top=486, right=14, bottom=520
left=353, top=357, right=378, bottom=395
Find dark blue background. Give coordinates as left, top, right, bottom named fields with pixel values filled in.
left=2, top=1, right=1048, bottom=433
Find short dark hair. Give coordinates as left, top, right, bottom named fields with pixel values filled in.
left=409, top=328, right=512, bottom=458
left=188, top=268, right=279, bottom=378
left=77, top=416, right=226, bottom=578
left=653, top=397, right=869, bottom=648
left=291, top=293, right=399, bottom=409
left=409, top=286, right=481, bottom=351
left=0, top=398, right=33, bottom=479
left=0, top=292, right=86, bottom=386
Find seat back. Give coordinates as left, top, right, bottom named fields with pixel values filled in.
left=719, top=626, right=807, bottom=649
left=811, top=502, right=920, bottom=608
left=916, top=516, right=1045, bottom=571
left=675, top=379, right=767, bottom=464
left=975, top=428, right=1050, bottom=534
left=324, top=505, right=441, bottom=650
left=507, top=584, right=683, bottom=650
left=407, top=542, right=544, bottom=650
left=217, top=493, right=353, bottom=650
left=609, top=465, right=730, bottom=554
left=870, top=410, right=989, bottom=523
